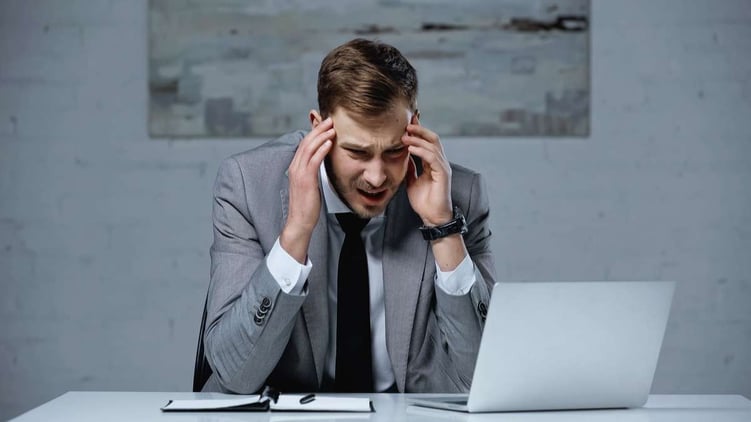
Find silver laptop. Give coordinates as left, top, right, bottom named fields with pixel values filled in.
left=410, top=281, right=675, bottom=412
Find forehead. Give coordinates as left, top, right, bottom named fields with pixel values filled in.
left=331, top=105, right=411, bottom=148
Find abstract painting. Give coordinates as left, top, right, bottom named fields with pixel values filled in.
left=149, top=0, right=589, bottom=137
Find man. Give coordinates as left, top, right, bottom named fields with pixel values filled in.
left=202, top=38, right=495, bottom=394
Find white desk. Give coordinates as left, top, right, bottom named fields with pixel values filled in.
left=11, top=392, right=751, bottom=422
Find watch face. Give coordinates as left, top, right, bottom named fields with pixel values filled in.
left=419, top=209, right=467, bottom=240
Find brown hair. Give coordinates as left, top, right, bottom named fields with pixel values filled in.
left=317, top=38, right=418, bottom=119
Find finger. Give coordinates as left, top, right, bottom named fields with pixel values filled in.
left=289, top=134, right=332, bottom=180
left=298, top=117, right=334, bottom=153
left=308, top=127, right=336, bottom=153
left=402, top=133, right=439, bottom=155
left=406, top=123, right=439, bottom=144
left=297, top=127, right=335, bottom=164
left=405, top=143, right=449, bottom=176
left=309, top=116, right=334, bottom=137
left=405, top=144, right=432, bottom=166
left=309, top=139, right=333, bottom=168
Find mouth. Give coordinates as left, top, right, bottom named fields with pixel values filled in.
left=357, top=188, right=387, bottom=204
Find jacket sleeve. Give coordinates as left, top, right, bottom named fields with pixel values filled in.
left=414, top=171, right=496, bottom=392
left=203, top=156, right=305, bottom=393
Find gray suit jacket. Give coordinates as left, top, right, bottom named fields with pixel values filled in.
left=203, top=131, right=496, bottom=393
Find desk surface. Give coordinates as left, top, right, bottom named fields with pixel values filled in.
left=11, top=392, right=751, bottom=422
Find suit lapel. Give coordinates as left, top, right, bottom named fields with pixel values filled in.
left=382, top=185, right=428, bottom=392
left=281, top=185, right=330, bottom=385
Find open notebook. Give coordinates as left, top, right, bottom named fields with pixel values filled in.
left=161, top=387, right=373, bottom=412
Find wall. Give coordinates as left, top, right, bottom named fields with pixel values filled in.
left=1, top=0, right=750, bottom=419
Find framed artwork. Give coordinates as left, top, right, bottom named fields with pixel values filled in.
left=149, top=0, right=589, bottom=137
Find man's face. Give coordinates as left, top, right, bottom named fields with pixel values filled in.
left=320, top=103, right=413, bottom=218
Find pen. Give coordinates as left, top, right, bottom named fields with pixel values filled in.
left=299, top=393, right=316, bottom=404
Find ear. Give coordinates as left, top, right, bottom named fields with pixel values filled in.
left=411, top=109, right=420, bottom=125
left=309, top=110, right=323, bottom=129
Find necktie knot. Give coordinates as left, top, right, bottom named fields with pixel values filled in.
left=336, top=213, right=370, bottom=234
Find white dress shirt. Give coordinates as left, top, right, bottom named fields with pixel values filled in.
left=265, top=163, right=476, bottom=391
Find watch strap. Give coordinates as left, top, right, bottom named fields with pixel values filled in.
left=419, top=207, right=468, bottom=241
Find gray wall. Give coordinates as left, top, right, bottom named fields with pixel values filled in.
left=1, top=0, right=749, bottom=419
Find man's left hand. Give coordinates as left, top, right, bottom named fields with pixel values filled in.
left=403, top=115, right=454, bottom=227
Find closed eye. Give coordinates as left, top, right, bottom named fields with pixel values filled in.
left=344, top=148, right=370, bottom=159
left=385, top=147, right=407, bottom=158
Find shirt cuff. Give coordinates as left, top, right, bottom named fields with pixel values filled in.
left=435, top=254, right=476, bottom=296
left=267, top=237, right=312, bottom=295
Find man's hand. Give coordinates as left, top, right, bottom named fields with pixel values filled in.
left=280, top=117, right=334, bottom=263
left=402, top=115, right=453, bottom=226
left=403, top=115, right=468, bottom=272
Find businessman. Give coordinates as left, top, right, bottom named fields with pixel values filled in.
left=202, top=38, right=496, bottom=394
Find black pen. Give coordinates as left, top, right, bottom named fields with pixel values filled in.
left=299, top=393, right=316, bottom=404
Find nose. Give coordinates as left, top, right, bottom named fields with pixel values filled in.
left=362, top=159, right=387, bottom=189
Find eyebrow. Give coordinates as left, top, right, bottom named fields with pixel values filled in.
left=338, top=138, right=405, bottom=152
left=338, top=140, right=369, bottom=151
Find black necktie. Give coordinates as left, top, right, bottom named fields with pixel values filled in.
left=334, top=213, right=373, bottom=392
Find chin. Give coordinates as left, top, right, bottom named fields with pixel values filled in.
left=351, top=204, right=385, bottom=219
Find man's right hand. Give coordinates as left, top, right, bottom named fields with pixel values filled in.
left=280, top=117, right=335, bottom=263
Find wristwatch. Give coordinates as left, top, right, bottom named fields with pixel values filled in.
left=419, top=206, right=468, bottom=241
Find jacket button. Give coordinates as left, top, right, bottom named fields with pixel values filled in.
left=478, top=302, right=488, bottom=318
left=254, top=315, right=264, bottom=326
left=260, top=297, right=272, bottom=311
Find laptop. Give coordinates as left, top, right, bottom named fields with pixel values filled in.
left=409, top=280, right=675, bottom=412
